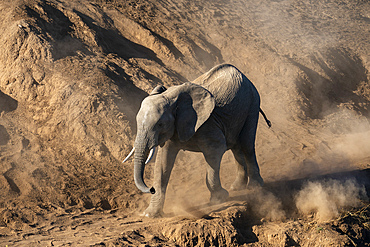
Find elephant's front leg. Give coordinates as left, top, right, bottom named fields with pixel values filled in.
left=143, top=141, right=179, bottom=218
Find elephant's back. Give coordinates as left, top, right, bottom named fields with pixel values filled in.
left=193, top=64, right=260, bottom=145
left=192, top=64, right=256, bottom=108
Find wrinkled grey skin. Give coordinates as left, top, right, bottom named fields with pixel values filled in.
left=133, top=64, right=265, bottom=217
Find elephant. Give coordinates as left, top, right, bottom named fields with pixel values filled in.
left=123, top=64, right=271, bottom=217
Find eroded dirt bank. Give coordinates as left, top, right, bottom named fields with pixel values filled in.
left=0, top=0, right=369, bottom=246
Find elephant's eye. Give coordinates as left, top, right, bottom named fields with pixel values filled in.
left=158, top=122, right=164, bottom=128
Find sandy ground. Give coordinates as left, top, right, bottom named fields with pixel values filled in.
left=0, top=0, right=369, bottom=246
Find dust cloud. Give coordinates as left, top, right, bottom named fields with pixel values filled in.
left=244, top=187, right=286, bottom=221
left=295, top=179, right=367, bottom=222
left=323, top=109, right=370, bottom=162
left=302, top=108, right=370, bottom=175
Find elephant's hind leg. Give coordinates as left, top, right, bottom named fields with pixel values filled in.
left=230, top=147, right=249, bottom=191
left=239, top=114, right=264, bottom=188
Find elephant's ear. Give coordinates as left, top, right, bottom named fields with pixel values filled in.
left=175, top=83, right=215, bottom=142
left=150, top=85, right=167, bottom=95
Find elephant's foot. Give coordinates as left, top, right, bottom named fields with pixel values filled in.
left=210, top=188, right=229, bottom=204
left=142, top=205, right=164, bottom=218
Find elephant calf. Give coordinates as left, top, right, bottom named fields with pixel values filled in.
left=123, top=64, right=271, bottom=217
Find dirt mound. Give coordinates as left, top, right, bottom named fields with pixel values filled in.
left=0, top=0, right=369, bottom=246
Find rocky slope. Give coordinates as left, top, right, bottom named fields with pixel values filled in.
left=0, top=0, right=369, bottom=246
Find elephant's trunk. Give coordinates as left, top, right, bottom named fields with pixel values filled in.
left=134, top=144, right=156, bottom=194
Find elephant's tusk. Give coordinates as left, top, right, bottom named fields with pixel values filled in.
left=145, top=147, right=156, bottom=164
left=122, top=147, right=135, bottom=163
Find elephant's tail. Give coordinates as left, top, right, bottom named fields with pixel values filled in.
left=259, top=108, right=272, bottom=128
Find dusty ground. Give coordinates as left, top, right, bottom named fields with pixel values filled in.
left=0, top=0, right=369, bottom=246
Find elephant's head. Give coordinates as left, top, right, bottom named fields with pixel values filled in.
left=132, top=83, right=215, bottom=194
